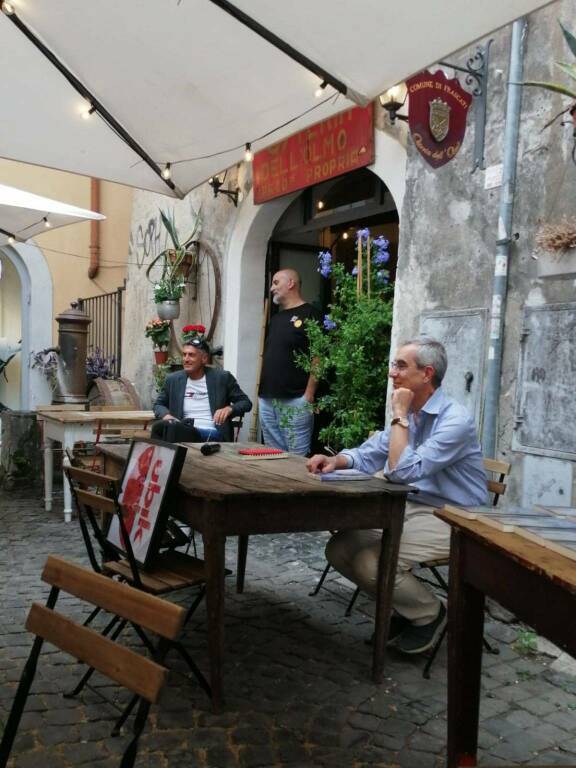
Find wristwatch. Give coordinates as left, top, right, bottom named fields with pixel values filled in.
left=391, top=416, right=409, bottom=428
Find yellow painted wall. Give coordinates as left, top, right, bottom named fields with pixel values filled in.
left=0, top=158, right=132, bottom=342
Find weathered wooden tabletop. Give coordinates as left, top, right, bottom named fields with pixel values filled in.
left=100, top=441, right=411, bottom=501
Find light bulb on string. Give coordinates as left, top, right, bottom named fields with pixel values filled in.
left=2, top=2, right=15, bottom=15
left=43, top=217, right=51, bottom=229
left=81, top=104, right=95, bottom=120
left=161, top=163, right=172, bottom=180
left=317, top=200, right=324, bottom=210
left=7, top=236, right=15, bottom=244
left=342, top=231, right=349, bottom=240
left=244, top=143, right=253, bottom=162
left=315, top=80, right=327, bottom=99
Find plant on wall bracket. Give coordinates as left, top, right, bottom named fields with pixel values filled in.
left=524, top=22, right=576, bottom=142
left=146, top=208, right=202, bottom=301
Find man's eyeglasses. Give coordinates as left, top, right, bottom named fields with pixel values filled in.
left=389, top=360, right=409, bottom=371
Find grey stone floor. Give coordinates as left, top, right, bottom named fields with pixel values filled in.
left=1, top=486, right=576, bottom=767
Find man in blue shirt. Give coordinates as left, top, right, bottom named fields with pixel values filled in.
left=307, top=337, right=487, bottom=655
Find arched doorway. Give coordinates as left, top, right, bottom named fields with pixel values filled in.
left=223, top=129, right=406, bottom=434
left=0, top=242, right=53, bottom=410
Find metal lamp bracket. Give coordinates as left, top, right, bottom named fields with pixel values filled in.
left=439, top=39, right=492, bottom=173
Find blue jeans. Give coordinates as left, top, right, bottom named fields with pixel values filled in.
left=258, top=396, right=314, bottom=455
left=195, top=426, right=225, bottom=442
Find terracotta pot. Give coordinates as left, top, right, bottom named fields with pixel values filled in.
left=154, top=349, right=168, bottom=364
left=156, top=300, right=180, bottom=320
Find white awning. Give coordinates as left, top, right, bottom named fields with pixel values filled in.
left=0, top=183, right=105, bottom=246
left=0, top=0, right=552, bottom=198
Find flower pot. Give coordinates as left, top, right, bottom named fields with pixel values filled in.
left=156, top=300, right=180, bottom=320
left=154, top=350, right=168, bottom=364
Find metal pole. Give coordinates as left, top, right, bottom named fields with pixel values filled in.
left=482, top=17, right=527, bottom=459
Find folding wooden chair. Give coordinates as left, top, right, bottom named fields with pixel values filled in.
left=0, top=555, right=186, bottom=768
left=64, top=463, right=210, bottom=702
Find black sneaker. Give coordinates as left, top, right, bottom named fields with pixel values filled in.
left=395, top=603, right=447, bottom=655
left=365, top=612, right=411, bottom=646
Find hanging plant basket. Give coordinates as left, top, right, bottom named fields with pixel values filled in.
left=156, top=300, right=180, bottom=320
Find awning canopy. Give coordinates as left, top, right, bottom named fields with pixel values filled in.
left=0, top=0, right=552, bottom=198
left=0, top=183, right=105, bottom=246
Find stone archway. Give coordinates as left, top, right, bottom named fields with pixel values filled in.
left=222, top=129, right=407, bottom=432
left=0, top=242, right=53, bottom=409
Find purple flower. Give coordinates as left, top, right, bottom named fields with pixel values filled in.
left=356, top=227, right=370, bottom=242
left=323, top=315, right=337, bottom=331
left=373, top=235, right=389, bottom=250
left=373, top=250, right=390, bottom=266
left=317, top=250, right=332, bottom=278
left=351, top=266, right=358, bottom=276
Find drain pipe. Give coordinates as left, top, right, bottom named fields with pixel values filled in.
left=88, top=178, right=101, bottom=279
left=482, top=17, right=527, bottom=459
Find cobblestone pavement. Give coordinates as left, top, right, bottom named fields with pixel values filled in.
left=1, top=486, right=576, bottom=767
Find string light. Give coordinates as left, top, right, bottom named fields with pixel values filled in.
left=317, top=200, right=324, bottom=210
left=1, top=2, right=15, bottom=15
left=7, top=236, right=15, bottom=244
left=244, top=143, right=253, bottom=162
left=342, top=231, right=349, bottom=240
left=315, top=80, right=327, bottom=98
left=161, top=163, right=172, bottom=180
left=81, top=104, right=96, bottom=120
left=43, top=216, right=51, bottom=228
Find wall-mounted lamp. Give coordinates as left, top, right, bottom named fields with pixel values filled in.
left=379, top=83, right=408, bottom=124
left=208, top=173, right=240, bottom=207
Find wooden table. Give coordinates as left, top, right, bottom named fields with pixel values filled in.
left=37, top=409, right=154, bottom=522
left=436, top=505, right=576, bottom=768
left=101, top=442, right=411, bottom=711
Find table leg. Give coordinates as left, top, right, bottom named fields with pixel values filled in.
left=203, top=527, right=226, bottom=712
left=447, top=529, right=485, bottom=768
left=236, top=535, right=249, bottom=593
left=62, top=439, right=74, bottom=523
left=43, top=436, right=54, bottom=512
left=373, top=500, right=405, bottom=682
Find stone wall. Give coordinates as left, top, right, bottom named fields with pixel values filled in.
left=393, top=0, right=576, bottom=505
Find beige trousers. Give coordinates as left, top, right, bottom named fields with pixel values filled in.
left=325, top=501, right=450, bottom=625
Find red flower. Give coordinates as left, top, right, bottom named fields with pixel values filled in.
left=182, top=324, right=206, bottom=334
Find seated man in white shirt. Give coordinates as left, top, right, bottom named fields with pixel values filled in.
left=152, top=338, right=252, bottom=442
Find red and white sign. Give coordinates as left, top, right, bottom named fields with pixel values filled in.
left=253, top=104, right=374, bottom=204
left=107, top=442, right=175, bottom=565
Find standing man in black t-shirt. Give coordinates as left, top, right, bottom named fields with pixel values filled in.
left=258, top=269, right=321, bottom=455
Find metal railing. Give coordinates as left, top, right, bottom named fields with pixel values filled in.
left=78, top=284, right=125, bottom=376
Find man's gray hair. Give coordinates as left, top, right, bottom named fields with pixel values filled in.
left=401, top=336, right=447, bottom=387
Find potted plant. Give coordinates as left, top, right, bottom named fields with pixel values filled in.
left=296, top=228, right=394, bottom=451
left=181, top=324, right=206, bottom=344
left=145, top=318, right=172, bottom=363
left=146, top=209, right=201, bottom=319
left=86, top=347, right=117, bottom=381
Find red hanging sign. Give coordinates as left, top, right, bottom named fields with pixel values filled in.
left=407, top=70, right=472, bottom=168
left=253, top=104, right=374, bottom=204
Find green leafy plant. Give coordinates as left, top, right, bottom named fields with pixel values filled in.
left=146, top=208, right=202, bottom=302
left=296, top=229, right=394, bottom=451
left=153, top=363, right=171, bottom=392
left=524, top=22, right=576, bottom=129
left=513, top=628, right=538, bottom=657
